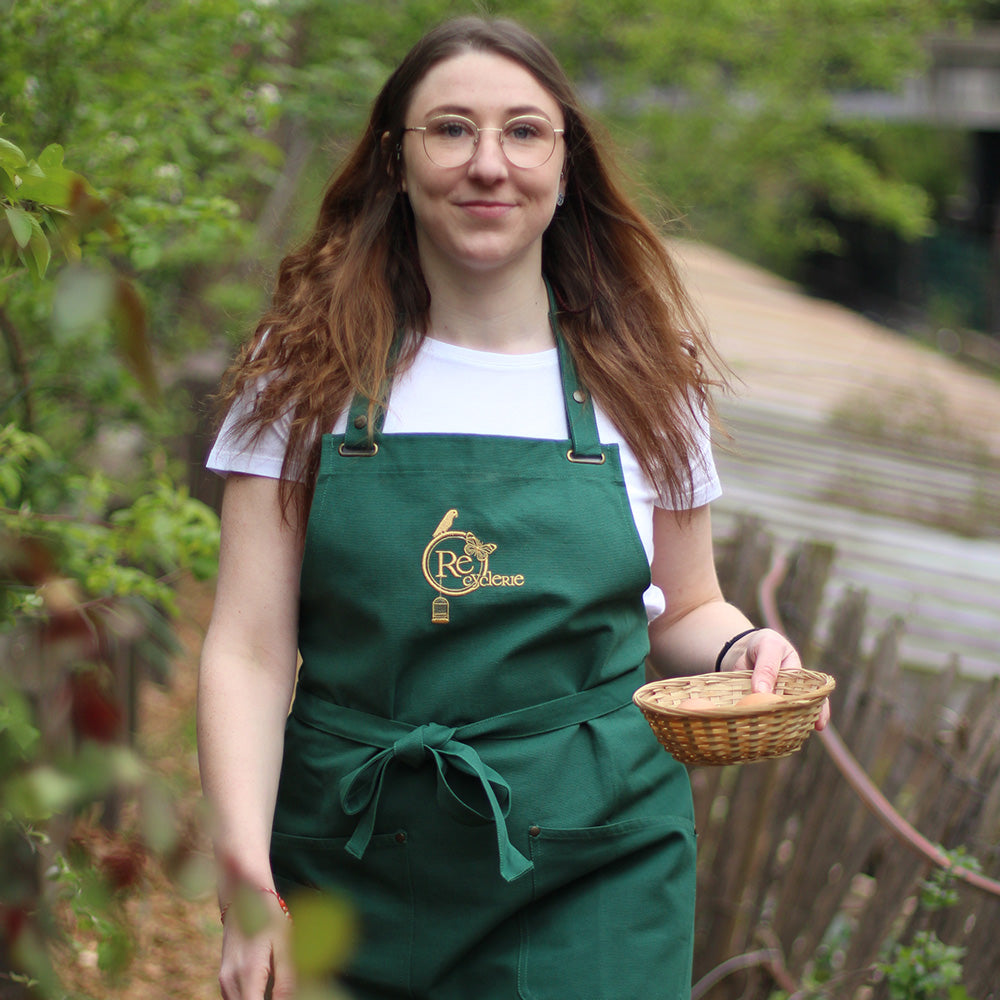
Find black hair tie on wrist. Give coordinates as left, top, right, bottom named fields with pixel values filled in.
left=714, top=627, right=763, bottom=672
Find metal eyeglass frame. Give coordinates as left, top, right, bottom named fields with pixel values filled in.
left=402, top=114, right=565, bottom=169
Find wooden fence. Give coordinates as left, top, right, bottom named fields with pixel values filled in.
left=692, top=516, right=1000, bottom=999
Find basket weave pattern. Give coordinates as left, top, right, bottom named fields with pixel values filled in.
left=632, top=669, right=835, bottom=766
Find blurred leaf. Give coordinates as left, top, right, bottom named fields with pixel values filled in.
left=139, top=778, right=180, bottom=855
left=296, top=983, right=357, bottom=1000
left=171, top=851, right=217, bottom=900
left=0, top=134, right=27, bottom=169
left=0, top=682, right=40, bottom=761
left=96, top=921, right=133, bottom=975
left=289, top=891, right=359, bottom=980
left=113, top=276, right=159, bottom=403
left=0, top=166, right=18, bottom=199
left=230, top=881, right=272, bottom=938
left=69, top=668, right=122, bottom=743
left=6, top=765, right=83, bottom=822
left=37, top=143, right=65, bottom=170
left=11, top=923, right=62, bottom=998
left=27, top=225, right=51, bottom=277
left=51, top=264, right=115, bottom=336
left=5, top=205, right=33, bottom=247
left=130, top=237, right=162, bottom=270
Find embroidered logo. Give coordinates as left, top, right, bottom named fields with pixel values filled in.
left=422, top=509, right=525, bottom=623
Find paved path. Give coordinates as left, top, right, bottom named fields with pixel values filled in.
left=671, top=241, right=1000, bottom=679
left=674, top=240, right=1000, bottom=451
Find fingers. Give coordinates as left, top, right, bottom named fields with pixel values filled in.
left=815, top=698, right=831, bottom=731
left=269, top=923, right=297, bottom=1000
left=219, top=934, right=273, bottom=1000
left=738, top=628, right=832, bottom=732
left=739, top=629, right=800, bottom=693
left=218, top=910, right=295, bottom=1000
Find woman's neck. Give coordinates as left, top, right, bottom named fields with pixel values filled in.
left=422, top=268, right=555, bottom=354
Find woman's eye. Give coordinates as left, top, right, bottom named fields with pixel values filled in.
left=434, top=119, right=473, bottom=139
left=508, top=123, right=539, bottom=141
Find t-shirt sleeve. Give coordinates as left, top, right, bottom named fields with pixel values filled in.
left=205, top=382, right=295, bottom=480
left=656, top=402, right=722, bottom=510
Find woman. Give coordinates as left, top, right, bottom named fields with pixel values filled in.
left=198, top=16, right=826, bottom=1000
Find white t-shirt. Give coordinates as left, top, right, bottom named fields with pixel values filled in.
left=207, top=337, right=721, bottom=620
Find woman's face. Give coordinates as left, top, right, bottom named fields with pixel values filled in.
left=399, top=50, right=567, bottom=285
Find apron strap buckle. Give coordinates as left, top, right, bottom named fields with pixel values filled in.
left=566, top=449, right=606, bottom=465
left=338, top=442, right=380, bottom=457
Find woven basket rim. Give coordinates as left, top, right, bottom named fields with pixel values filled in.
left=632, top=669, right=835, bottom=765
left=632, top=668, right=836, bottom=719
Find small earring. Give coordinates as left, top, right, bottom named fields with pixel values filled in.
left=556, top=191, right=565, bottom=207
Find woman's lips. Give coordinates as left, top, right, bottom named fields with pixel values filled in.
left=458, top=200, right=515, bottom=219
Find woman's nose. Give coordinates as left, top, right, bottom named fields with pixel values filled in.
left=467, top=129, right=509, bottom=180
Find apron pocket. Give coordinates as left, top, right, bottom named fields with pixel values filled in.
left=270, top=829, right=414, bottom=994
left=516, top=815, right=695, bottom=1000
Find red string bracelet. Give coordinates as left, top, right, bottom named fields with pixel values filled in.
left=220, top=886, right=292, bottom=925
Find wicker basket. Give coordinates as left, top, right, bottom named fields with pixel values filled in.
left=632, top=669, right=835, bottom=766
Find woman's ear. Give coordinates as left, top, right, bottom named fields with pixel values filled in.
left=381, top=131, right=406, bottom=192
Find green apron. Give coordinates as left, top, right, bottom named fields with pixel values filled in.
left=270, top=300, right=696, bottom=999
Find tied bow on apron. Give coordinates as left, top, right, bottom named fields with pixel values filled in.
left=339, top=722, right=532, bottom=883
left=291, top=676, right=635, bottom=885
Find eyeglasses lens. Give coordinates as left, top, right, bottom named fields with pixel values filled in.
left=422, top=115, right=557, bottom=169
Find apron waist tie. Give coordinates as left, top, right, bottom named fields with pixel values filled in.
left=290, top=673, right=638, bottom=884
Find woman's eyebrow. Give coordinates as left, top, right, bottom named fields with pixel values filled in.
left=422, top=103, right=555, bottom=121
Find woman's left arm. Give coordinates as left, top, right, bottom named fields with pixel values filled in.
left=646, top=504, right=829, bottom=729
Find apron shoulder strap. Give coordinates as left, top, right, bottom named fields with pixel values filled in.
left=547, top=280, right=605, bottom=464
left=340, top=283, right=605, bottom=463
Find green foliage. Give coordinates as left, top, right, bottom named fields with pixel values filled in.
left=1, top=425, right=218, bottom=623
left=4, top=0, right=974, bottom=309
left=875, top=846, right=981, bottom=1000
left=495, top=0, right=971, bottom=272
left=766, top=847, right=982, bottom=999
left=2, top=111, right=220, bottom=1000
left=880, top=932, right=970, bottom=1000
left=919, top=848, right=982, bottom=912
left=0, top=132, right=99, bottom=281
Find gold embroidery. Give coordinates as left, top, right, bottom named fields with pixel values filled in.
left=463, top=532, right=496, bottom=561
left=422, top=510, right=525, bottom=623
left=432, top=508, right=459, bottom=538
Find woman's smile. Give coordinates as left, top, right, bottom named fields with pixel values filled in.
left=456, top=198, right=516, bottom=219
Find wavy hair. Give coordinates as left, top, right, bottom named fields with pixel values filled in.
left=215, top=15, right=725, bottom=526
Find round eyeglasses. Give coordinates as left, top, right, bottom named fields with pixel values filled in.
left=403, top=114, right=564, bottom=169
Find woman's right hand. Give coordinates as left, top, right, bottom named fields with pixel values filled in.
left=218, top=894, right=295, bottom=1000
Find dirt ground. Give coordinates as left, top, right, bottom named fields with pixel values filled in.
left=54, top=242, right=999, bottom=1000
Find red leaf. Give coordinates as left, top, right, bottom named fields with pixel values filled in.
left=99, top=842, right=147, bottom=892
left=69, top=671, right=122, bottom=743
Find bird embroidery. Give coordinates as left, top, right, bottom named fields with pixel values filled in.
left=432, top=508, right=459, bottom=539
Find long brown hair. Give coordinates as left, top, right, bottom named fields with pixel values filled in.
left=216, top=16, right=725, bottom=526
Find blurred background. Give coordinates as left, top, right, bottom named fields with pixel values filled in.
left=2, top=2, right=1000, bottom=998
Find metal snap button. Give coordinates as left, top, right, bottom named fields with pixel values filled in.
left=353, top=414, right=368, bottom=429
left=572, top=389, right=585, bottom=404
left=394, top=831, right=407, bottom=844
left=528, top=825, right=541, bottom=837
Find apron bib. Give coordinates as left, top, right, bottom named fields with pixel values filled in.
left=271, top=296, right=697, bottom=1000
